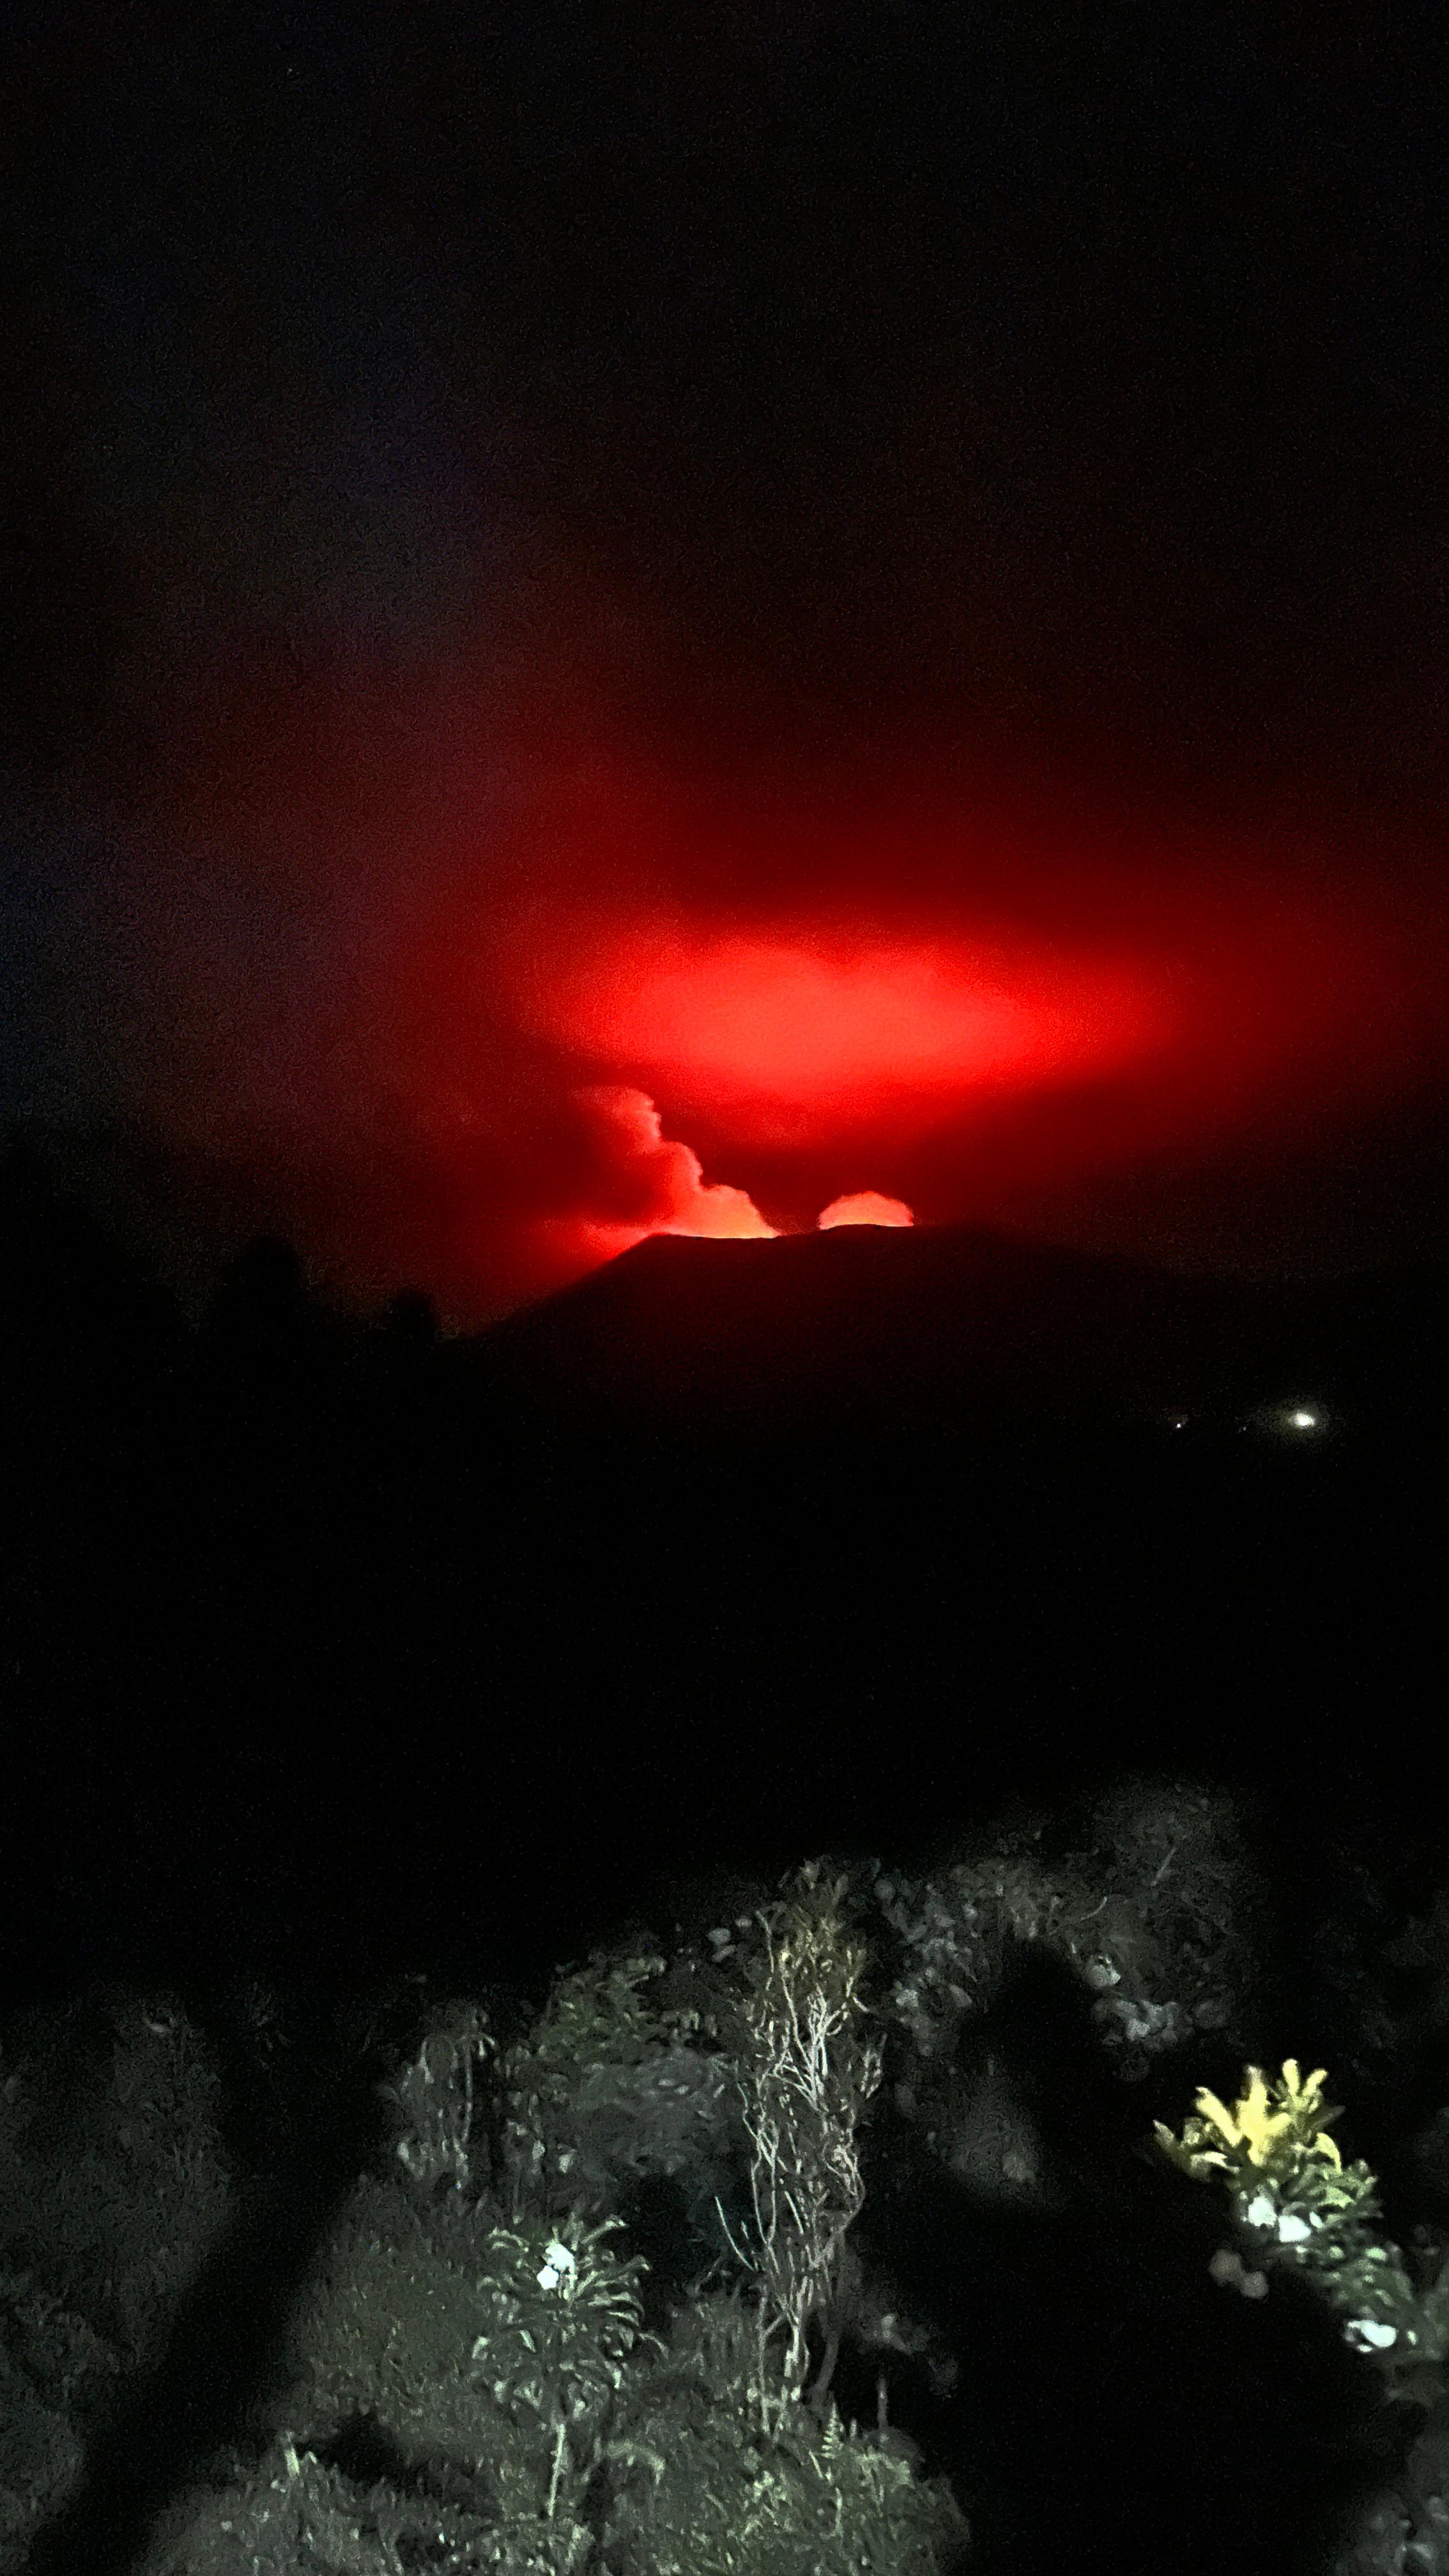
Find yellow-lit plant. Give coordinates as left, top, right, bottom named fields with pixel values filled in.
left=1151, top=2058, right=1346, bottom=2189
left=1150, top=2060, right=1449, bottom=2384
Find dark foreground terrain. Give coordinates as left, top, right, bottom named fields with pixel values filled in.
left=3, top=1158, right=1448, bottom=2572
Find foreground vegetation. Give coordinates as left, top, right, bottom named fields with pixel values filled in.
left=6, top=1782, right=1449, bottom=2574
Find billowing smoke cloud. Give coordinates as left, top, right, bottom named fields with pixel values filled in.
left=531, top=1085, right=778, bottom=1266
left=818, top=1192, right=915, bottom=1229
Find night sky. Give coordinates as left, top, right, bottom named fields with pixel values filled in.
left=6, top=8, right=1449, bottom=1321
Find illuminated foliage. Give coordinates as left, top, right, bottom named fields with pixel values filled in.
left=718, top=1864, right=884, bottom=2437
left=1151, top=2061, right=1449, bottom=2382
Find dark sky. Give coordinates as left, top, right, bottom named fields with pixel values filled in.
left=6, top=6, right=1449, bottom=1318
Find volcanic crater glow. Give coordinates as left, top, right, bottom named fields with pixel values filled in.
left=389, top=799, right=1430, bottom=1300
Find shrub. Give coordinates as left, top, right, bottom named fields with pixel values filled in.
left=1151, top=2057, right=1449, bottom=2393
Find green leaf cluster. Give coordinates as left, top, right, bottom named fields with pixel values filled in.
left=1149, top=2060, right=1449, bottom=2384
left=468, top=2214, right=658, bottom=2435
left=457, top=2215, right=666, bottom=2570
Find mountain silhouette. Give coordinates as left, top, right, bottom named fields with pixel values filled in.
left=477, top=1221, right=1449, bottom=1430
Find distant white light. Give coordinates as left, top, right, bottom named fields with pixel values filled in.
left=1287, top=1409, right=1318, bottom=1430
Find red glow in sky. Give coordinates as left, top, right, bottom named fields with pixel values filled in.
left=510, top=925, right=1165, bottom=1144
left=482, top=910, right=1177, bottom=1271
left=379, top=801, right=1436, bottom=1303
left=194, top=730, right=1446, bottom=1312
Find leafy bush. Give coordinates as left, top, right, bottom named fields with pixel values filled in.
left=461, top=2212, right=660, bottom=2572
left=496, top=1949, right=739, bottom=2253
left=1151, top=2057, right=1449, bottom=2391
left=599, top=2288, right=967, bottom=2576
left=376, top=1997, right=496, bottom=2197
left=870, top=1777, right=1259, bottom=2095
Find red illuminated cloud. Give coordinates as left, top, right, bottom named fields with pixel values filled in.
left=818, top=1192, right=915, bottom=1228
left=530, top=1085, right=778, bottom=1266
left=509, top=924, right=1166, bottom=1144
left=379, top=762, right=1449, bottom=1307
